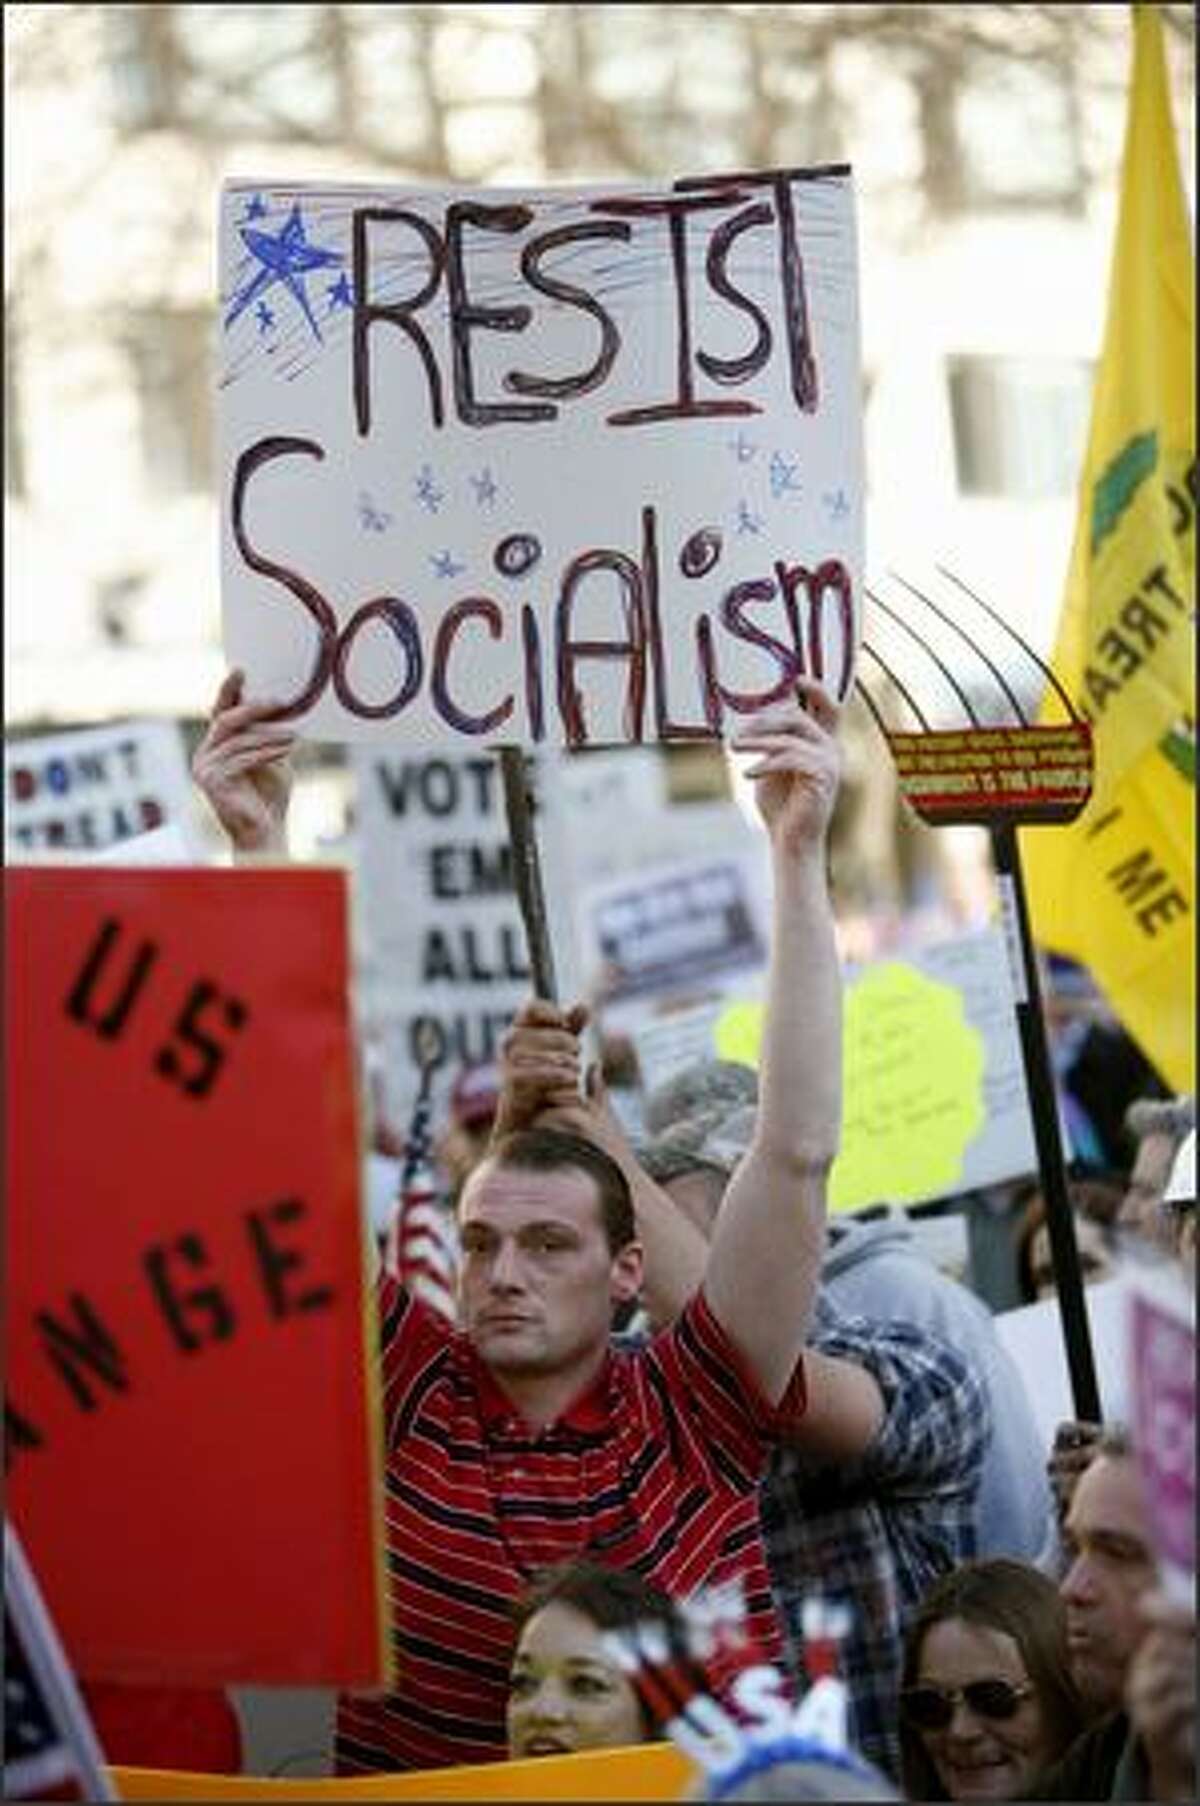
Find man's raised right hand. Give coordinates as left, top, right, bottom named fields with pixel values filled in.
left=492, top=998, right=588, bottom=1140
left=192, top=669, right=296, bottom=855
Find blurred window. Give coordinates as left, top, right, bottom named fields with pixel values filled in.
left=956, top=54, right=1084, bottom=208
left=919, top=48, right=1084, bottom=214
left=122, top=309, right=213, bottom=498
left=947, top=354, right=1093, bottom=499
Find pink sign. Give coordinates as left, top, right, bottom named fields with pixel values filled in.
left=1128, top=1270, right=1196, bottom=1601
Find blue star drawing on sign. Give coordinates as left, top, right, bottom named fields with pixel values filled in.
left=255, top=301, right=275, bottom=334
left=327, top=272, right=353, bottom=311
left=414, top=463, right=445, bottom=513
left=470, top=467, right=498, bottom=507
left=769, top=451, right=802, bottom=499
left=358, top=491, right=392, bottom=532
left=823, top=487, right=850, bottom=520
left=735, top=500, right=764, bottom=536
left=242, top=193, right=268, bottom=222
left=431, top=550, right=466, bottom=580
left=729, top=432, right=758, bottom=464
left=224, top=202, right=343, bottom=345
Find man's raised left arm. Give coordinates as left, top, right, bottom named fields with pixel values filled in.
left=702, top=683, right=842, bottom=1405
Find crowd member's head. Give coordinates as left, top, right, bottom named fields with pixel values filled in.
left=457, top=1128, right=642, bottom=1383
left=436, top=1060, right=501, bottom=1195
left=637, top=1059, right=759, bottom=1232
left=1159, top=1125, right=1196, bottom=1268
left=1059, top=1425, right=1157, bottom=1715
left=698, top=1753, right=901, bottom=1802
left=1119, top=1094, right=1195, bottom=1243
left=899, top=1559, right=1086, bottom=1802
left=506, top=1560, right=680, bottom=1758
left=1013, top=1177, right=1124, bottom=1304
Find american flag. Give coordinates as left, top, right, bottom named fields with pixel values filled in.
left=4, top=1529, right=115, bottom=1802
left=385, top=1061, right=459, bottom=1325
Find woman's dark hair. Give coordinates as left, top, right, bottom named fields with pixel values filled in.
left=899, top=1559, right=1087, bottom=1802
left=511, top=1559, right=683, bottom=1739
left=1013, top=1176, right=1124, bottom=1303
left=486, top=1128, right=636, bottom=1253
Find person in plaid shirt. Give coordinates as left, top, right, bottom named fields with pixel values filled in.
left=761, top=1294, right=988, bottom=1778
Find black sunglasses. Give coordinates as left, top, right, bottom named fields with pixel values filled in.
left=901, top=1679, right=1034, bottom=1730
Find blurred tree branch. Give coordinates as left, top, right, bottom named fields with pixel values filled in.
left=7, top=1, right=1194, bottom=338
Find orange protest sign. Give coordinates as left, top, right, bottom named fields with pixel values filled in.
left=5, top=867, right=390, bottom=1690
left=110, top=1741, right=695, bottom=1800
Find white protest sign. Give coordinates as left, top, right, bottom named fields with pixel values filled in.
left=217, top=171, right=862, bottom=747
left=352, top=745, right=580, bottom=1129
left=76, top=822, right=199, bottom=867
left=631, top=997, right=741, bottom=1101
left=995, top=1277, right=1131, bottom=1458
left=583, top=852, right=768, bottom=1022
left=560, top=745, right=667, bottom=824
left=1126, top=1260, right=1195, bottom=1603
left=634, top=927, right=1038, bottom=1208
left=900, top=927, right=1038, bottom=1193
left=4, top=721, right=203, bottom=861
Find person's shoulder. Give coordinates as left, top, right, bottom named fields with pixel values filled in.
left=377, top=1269, right=461, bottom=1369
left=1024, top=1711, right=1130, bottom=1801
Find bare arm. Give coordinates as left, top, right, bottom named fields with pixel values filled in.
left=703, top=684, right=842, bottom=1404
left=191, top=668, right=296, bottom=860
left=791, top=1348, right=885, bottom=1458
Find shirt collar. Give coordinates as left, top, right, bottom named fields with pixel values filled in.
left=468, top=1343, right=614, bottom=1436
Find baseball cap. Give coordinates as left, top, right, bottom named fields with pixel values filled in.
left=637, top=1060, right=759, bottom=1185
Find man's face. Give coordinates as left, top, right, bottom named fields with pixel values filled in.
left=1060, top=1454, right=1157, bottom=1712
left=457, top=1158, right=642, bottom=1379
left=1029, top=1218, right=1115, bottom=1299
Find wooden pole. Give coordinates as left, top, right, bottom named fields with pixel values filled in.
left=498, top=746, right=558, bottom=1003
left=992, top=821, right=1102, bottom=1422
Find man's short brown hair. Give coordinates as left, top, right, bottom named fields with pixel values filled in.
left=483, top=1127, right=636, bottom=1253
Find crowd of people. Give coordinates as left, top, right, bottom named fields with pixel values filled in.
left=124, top=667, right=1195, bottom=1801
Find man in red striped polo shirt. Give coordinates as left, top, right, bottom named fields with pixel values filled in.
left=192, top=675, right=844, bottom=1776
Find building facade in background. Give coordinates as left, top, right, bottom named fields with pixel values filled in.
left=4, top=2, right=1195, bottom=891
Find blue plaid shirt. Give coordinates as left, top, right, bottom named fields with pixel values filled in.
left=761, top=1295, right=991, bottom=1780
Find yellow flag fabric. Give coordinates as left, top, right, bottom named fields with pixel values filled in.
left=1021, top=4, right=1195, bottom=1091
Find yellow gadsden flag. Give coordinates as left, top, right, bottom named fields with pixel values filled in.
left=1022, top=5, right=1195, bottom=1091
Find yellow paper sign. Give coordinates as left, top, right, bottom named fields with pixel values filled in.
left=716, top=963, right=986, bottom=1212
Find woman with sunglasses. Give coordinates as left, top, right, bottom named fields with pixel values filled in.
left=899, top=1560, right=1086, bottom=1802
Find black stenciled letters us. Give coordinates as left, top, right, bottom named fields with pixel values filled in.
left=65, top=915, right=249, bottom=1100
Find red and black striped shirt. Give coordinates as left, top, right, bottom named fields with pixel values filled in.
left=334, top=1273, right=806, bottom=1773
